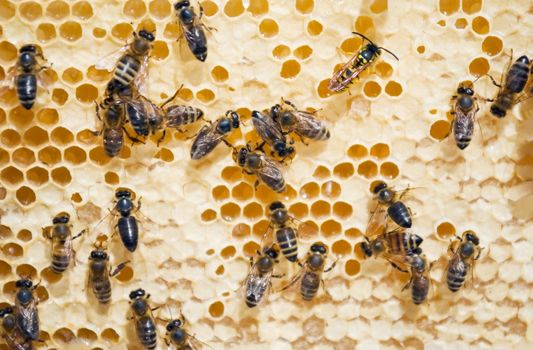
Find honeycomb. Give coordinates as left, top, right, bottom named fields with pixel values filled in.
left=0, top=0, right=532, bottom=349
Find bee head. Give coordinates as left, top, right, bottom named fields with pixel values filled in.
left=129, top=288, right=146, bottom=300
left=15, top=279, right=33, bottom=289
left=459, top=241, right=475, bottom=258
left=517, top=55, right=530, bottom=65
left=269, top=201, right=288, bottom=224
left=373, top=181, right=393, bottom=204
left=115, top=189, right=132, bottom=199
left=234, top=147, right=248, bottom=166
left=52, top=212, right=70, bottom=224
left=20, top=44, right=37, bottom=53
left=264, top=246, right=279, bottom=260
left=310, top=242, right=328, bottom=255
left=463, top=230, right=479, bottom=245
left=372, top=181, right=388, bottom=194
left=139, top=29, right=155, bottom=42
left=251, top=110, right=263, bottom=120
left=166, top=319, right=183, bottom=331
left=90, top=249, right=108, bottom=260
left=362, top=43, right=379, bottom=60
left=175, top=1, right=190, bottom=10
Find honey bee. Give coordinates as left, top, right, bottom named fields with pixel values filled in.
left=265, top=201, right=304, bottom=262
left=128, top=289, right=158, bottom=350
left=232, top=144, right=286, bottom=193
left=0, top=306, right=31, bottom=350
left=190, top=110, right=240, bottom=160
left=446, top=230, right=482, bottom=292
left=329, top=32, right=399, bottom=93
left=174, top=1, right=209, bottom=62
left=281, top=242, right=336, bottom=301
left=96, top=30, right=155, bottom=94
left=271, top=99, right=330, bottom=142
left=94, top=94, right=128, bottom=158
left=361, top=228, right=423, bottom=272
left=402, top=254, right=431, bottom=305
left=449, top=83, right=479, bottom=150
left=42, top=212, right=85, bottom=274
left=13, top=279, right=39, bottom=343
left=370, top=181, right=413, bottom=229
left=490, top=55, right=530, bottom=118
left=165, top=312, right=209, bottom=349
left=251, top=110, right=295, bottom=159
left=113, top=189, right=141, bottom=253
left=88, top=245, right=130, bottom=305
left=1, top=44, right=50, bottom=110
left=244, top=246, right=283, bottom=308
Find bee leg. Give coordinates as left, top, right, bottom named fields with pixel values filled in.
left=272, top=273, right=285, bottom=279
left=401, top=277, right=413, bottom=292
left=198, top=3, right=217, bottom=32
left=160, top=84, right=184, bottom=109
left=156, top=129, right=167, bottom=147
left=324, top=259, right=338, bottom=273
left=390, top=262, right=408, bottom=273
left=222, top=138, right=234, bottom=148
left=71, top=229, right=86, bottom=241
left=253, top=180, right=260, bottom=191
left=249, top=256, right=254, bottom=267
left=255, top=141, right=266, bottom=153
left=110, top=260, right=130, bottom=277
left=298, top=135, right=309, bottom=146
left=123, top=128, right=145, bottom=145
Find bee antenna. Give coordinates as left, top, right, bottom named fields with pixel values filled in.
left=351, top=32, right=375, bottom=46
left=378, top=46, right=399, bottom=61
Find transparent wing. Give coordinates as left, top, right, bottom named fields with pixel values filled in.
left=0, top=66, right=17, bottom=90
left=133, top=54, right=150, bottom=96
left=293, top=111, right=328, bottom=137
left=259, top=221, right=275, bottom=250
left=243, top=268, right=273, bottom=307
left=190, top=124, right=225, bottom=160
left=187, top=331, right=214, bottom=350
left=95, top=45, right=129, bottom=71
left=330, top=56, right=371, bottom=91
left=252, top=110, right=285, bottom=143
left=278, top=264, right=305, bottom=292
left=381, top=252, right=411, bottom=273
left=365, top=204, right=387, bottom=239
left=256, top=157, right=285, bottom=191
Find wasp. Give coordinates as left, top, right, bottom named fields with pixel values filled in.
left=1, top=306, right=32, bottom=350
left=251, top=109, right=295, bottom=159
left=265, top=201, right=301, bottom=262
left=174, top=1, right=210, bottom=62
left=361, top=228, right=423, bottom=272
left=42, top=212, right=85, bottom=274
left=446, top=230, right=482, bottom=292
left=281, top=242, right=336, bottom=301
left=403, top=254, right=431, bottom=305
left=1, top=44, right=50, bottom=110
left=165, top=311, right=209, bottom=349
left=244, top=246, right=283, bottom=308
left=449, top=83, right=479, bottom=150
left=370, top=181, right=412, bottom=229
left=232, top=144, right=286, bottom=193
left=129, top=289, right=158, bottom=350
left=190, top=110, right=240, bottom=160
left=112, top=189, right=141, bottom=253
left=88, top=245, right=130, bottom=305
left=271, top=99, right=330, bottom=142
left=97, top=30, right=155, bottom=94
left=490, top=55, right=530, bottom=118
left=13, top=279, right=39, bottom=343
left=328, top=32, right=399, bottom=93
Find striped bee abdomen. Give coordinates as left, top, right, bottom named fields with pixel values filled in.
left=276, top=227, right=298, bottom=262
left=92, top=279, right=112, bottom=304
left=136, top=316, right=157, bottom=349
left=16, top=73, right=37, bottom=110
left=117, top=216, right=139, bottom=252
left=505, top=56, right=530, bottom=93
left=51, top=252, right=70, bottom=274
left=411, top=276, right=429, bottom=305
left=103, top=128, right=124, bottom=157
left=114, top=54, right=141, bottom=87
left=387, top=201, right=412, bottom=228
left=447, top=257, right=468, bottom=292
left=165, top=105, right=204, bottom=128
left=300, top=272, right=320, bottom=301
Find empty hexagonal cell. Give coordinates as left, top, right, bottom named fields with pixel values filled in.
left=1, top=166, right=23, bottom=185
left=311, top=200, right=331, bottom=219
left=72, top=1, right=93, bottom=19
left=259, top=18, right=278, bottom=37
left=232, top=182, right=254, bottom=201
left=333, top=162, right=355, bottom=179
left=357, top=160, right=378, bottom=179
left=201, top=209, right=217, bottom=222
left=232, top=223, right=250, bottom=239
left=321, top=181, right=341, bottom=199
left=26, top=166, right=49, bottom=186
left=300, top=182, right=320, bottom=200
left=243, top=202, right=263, bottom=220
left=224, top=0, right=244, bottom=17
left=220, top=202, right=241, bottom=221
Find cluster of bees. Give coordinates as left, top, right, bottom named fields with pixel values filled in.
left=0, top=0, right=530, bottom=349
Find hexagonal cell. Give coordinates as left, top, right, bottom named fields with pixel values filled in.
left=321, top=181, right=341, bottom=199
left=317, top=78, right=333, bottom=98
left=436, top=221, right=456, bottom=240
left=46, top=0, right=69, bottom=19
left=116, top=265, right=134, bottom=282
left=242, top=240, right=260, bottom=257
left=15, top=186, right=36, bottom=206
left=232, top=223, right=250, bottom=239
left=380, top=162, right=399, bottom=179
left=0, top=260, right=12, bottom=277
left=321, top=219, right=342, bottom=237
left=469, top=57, right=490, bottom=77
left=15, top=263, right=37, bottom=279
left=306, top=19, right=323, bottom=36
left=363, top=81, right=382, bottom=98
left=51, top=166, right=72, bottom=186
left=2, top=242, right=24, bottom=257
left=332, top=239, right=351, bottom=255
left=36, top=108, right=59, bottom=126
left=232, top=182, right=254, bottom=201
left=0, top=1, right=16, bottom=20
left=385, top=81, right=403, bottom=97
left=482, top=36, right=503, bottom=56
left=439, top=0, right=459, bottom=15
left=36, top=23, right=57, bottom=43
left=19, top=1, right=43, bottom=21
left=59, top=21, right=83, bottom=42
left=8, top=106, right=34, bottom=129
left=294, top=45, right=313, bottom=61
left=64, top=146, right=87, bottom=165
left=75, top=83, right=98, bottom=103
left=1, top=129, right=22, bottom=148
left=123, top=0, right=146, bottom=18
left=52, top=88, right=69, bottom=105
left=280, top=59, right=301, bottom=79
left=312, top=165, right=330, bottom=179
left=26, top=166, right=49, bottom=186
left=100, top=328, right=120, bottom=344
left=247, top=0, right=268, bottom=16
left=243, top=202, right=263, bottom=220
left=333, top=162, right=355, bottom=179
left=209, top=301, right=225, bottom=318
left=295, top=0, right=313, bottom=14
left=89, top=146, right=112, bottom=166
left=16, top=229, right=32, bottom=242
left=1, top=166, right=24, bottom=185
left=347, top=144, right=368, bottom=159
left=221, top=245, right=237, bottom=259
left=211, top=65, right=229, bottom=83
left=201, top=209, right=217, bottom=222
left=333, top=201, right=353, bottom=219
left=272, top=44, right=290, bottom=59
left=224, top=0, right=244, bottom=17
left=259, top=18, right=278, bottom=38
left=462, top=0, right=482, bottom=14
left=472, top=16, right=489, bottom=34
left=149, top=0, right=171, bottom=18
left=38, top=146, right=62, bottom=166
left=72, top=1, right=94, bottom=19
left=221, top=166, right=242, bottom=183
left=252, top=219, right=269, bottom=239
left=357, top=160, right=378, bottom=179
left=23, top=126, right=48, bottom=147
left=289, top=202, right=308, bottom=219
left=430, top=120, right=450, bottom=141
left=344, top=259, right=361, bottom=276
left=311, top=200, right=331, bottom=219
left=455, top=18, right=468, bottom=29
left=300, top=182, right=320, bottom=200
left=220, top=202, right=241, bottom=222
left=77, top=328, right=97, bottom=344
left=0, top=225, right=13, bottom=238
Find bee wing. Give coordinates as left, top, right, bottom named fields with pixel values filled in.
left=293, top=110, right=328, bottom=137
left=277, top=264, right=305, bottom=293
left=95, top=45, right=129, bottom=71
left=3, top=332, right=28, bottom=350
left=186, top=331, right=214, bottom=350
left=133, top=54, right=150, bottom=96
left=365, top=204, right=388, bottom=239
left=256, top=156, right=285, bottom=192
left=243, top=268, right=273, bottom=307
left=0, top=66, right=17, bottom=89
left=380, top=252, right=411, bottom=273
left=190, top=123, right=225, bottom=160
left=252, top=110, right=285, bottom=143
left=259, top=222, right=275, bottom=249
left=16, top=303, right=39, bottom=339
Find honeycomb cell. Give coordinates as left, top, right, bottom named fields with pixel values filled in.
left=252, top=219, right=269, bottom=238
left=216, top=265, right=225, bottom=275
left=472, top=16, right=489, bottom=34
left=357, top=160, right=378, bottom=178
left=294, top=45, right=313, bottom=60
left=354, top=15, right=374, bottom=35
left=220, top=202, right=241, bottom=221
left=345, top=259, right=361, bottom=276
left=101, top=328, right=120, bottom=343
left=380, top=162, right=399, bottom=179
left=211, top=65, right=229, bottom=82
left=62, top=67, right=83, bottom=85
left=17, top=229, right=32, bottom=242
left=116, top=265, right=134, bottom=282
left=311, top=200, right=331, bottom=219
left=312, top=165, right=330, bottom=179
left=64, top=146, right=87, bottom=165
left=52, top=88, right=69, bottom=105
left=46, top=0, right=69, bottom=19
left=482, top=36, right=503, bottom=56
left=149, top=0, right=171, bottom=18
left=0, top=260, right=11, bottom=277
left=430, top=120, right=450, bottom=141
left=70, top=192, right=82, bottom=203
left=123, top=0, right=146, bottom=17
left=0, top=108, right=5, bottom=125
left=469, top=57, right=490, bottom=76
left=0, top=149, right=10, bottom=166
left=332, top=239, right=351, bottom=255
left=384, top=81, right=403, bottom=97
left=295, top=0, right=313, bottom=14
left=152, top=41, right=169, bottom=60
left=19, top=1, right=43, bottom=21
left=176, top=87, right=193, bottom=101
left=76, top=83, right=98, bottom=103
left=347, top=144, right=368, bottom=159
left=363, top=81, right=382, bottom=98
left=1, top=129, right=21, bottom=148
left=321, top=219, right=342, bottom=237
left=232, top=182, right=254, bottom=202
left=232, top=223, right=250, bottom=239
left=307, top=20, right=323, bottom=36
left=370, top=0, right=388, bottom=13
left=1, top=166, right=23, bottom=185
left=26, top=166, right=48, bottom=186
left=345, top=227, right=363, bottom=239
left=0, top=0, right=16, bottom=20
left=38, top=146, right=62, bottom=165
left=224, top=0, right=244, bottom=17
left=0, top=41, right=17, bottom=62
left=317, top=79, right=333, bottom=98
left=111, top=23, right=133, bottom=41
left=280, top=59, right=301, bottom=79
left=212, top=185, right=230, bottom=202
left=0, top=187, right=5, bottom=200
left=259, top=18, right=279, bottom=38
left=455, top=18, right=468, bottom=29
left=439, top=0, right=459, bottom=15
left=375, top=61, right=393, bottom=79
left=12, top=147, right=35, bottom=166
left=243, top=202, right=263, bottom=220
left=16, top=186, right=36, bottom=205
left=16, top=264, right=37, bottom=279
left=89, top=147, right=112, bottom=166
left=370, top=143, right=390, bottom=159
left=333, top=201, right=353, bottom=219
left=23, top=126, right=48, bottom=147
left=321, top=181, right=341, bottom=199
left=272, top=44, right=290, bottom=60
left=196, top=89, right=215, bottom=104
left=59, top=21, right=82, bottom=41
left=417, top=45, right=425, bottom=54
left=243, top=240, right=260, bottom=257
left=72, top=1, right=93, bottom=19
left=51, top=166, right=72, bottom=186
left=137, top=18, right=156, bottom=33
left=9, top=106, right=33, bottom=129
left=333, top=162, right=355, bottom=179
left=201, top=209, right=217, bottom=222
left=247, top=0, right=268, bottom=16
left=93, top=27, right=106, bottom=38
left=86, top=65, right=113, bottom=83
left=77, top=328, right=98, bottom=344
left=289, top=202, right=308, bottom=219
left=201, top=0, right=218, bottom=16
left=300, top=182, right=320, bottom=199
left=36, top=23, right=57, bottom=43
left=104, top=171, right=119, bottom=185
left=221, top=166, right=242, bottom=183
left=436, top=221, right=456, bottom=240
left=163, top=22, right=180, bottom=39
left=221, top=245, right=237, bottom=259
left=51, top=127, right=74, bottom=145
left=36, top=108, right=59, bottom=126
left=0, top=225, right=12, bottom=238
left=463, top=0, right=482, bottom=14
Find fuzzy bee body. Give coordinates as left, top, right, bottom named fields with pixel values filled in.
left=244, top=247, right=280, bottom=308
left=44, top=213, right=81, bottom=274
left=268, top=201, right=299, bottom=262
left=490, top=55, right=530, bottom=118
left=113, top=189, right=140, bottom=252
left=1, top=306, right=33, bottom=350
left=129, top=289, right=157, bottom=350
left=403, top=255, right=430, bottom=305
left=233, top=145, right=286, bottom=193
left=371, top=181, right=412, bottom=229
left=252, top=110, right=294, bottom=159
left=13, top=280, right=39, bottom=342
left=446, top=231, right=482, bottom=292
left=88, top=248, right=128, bottom=305
left=175, top=1, right=209, bottom=62
left=165, top=105, right=204, bottom=129
left=190, top=111, right=240, bottom=160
